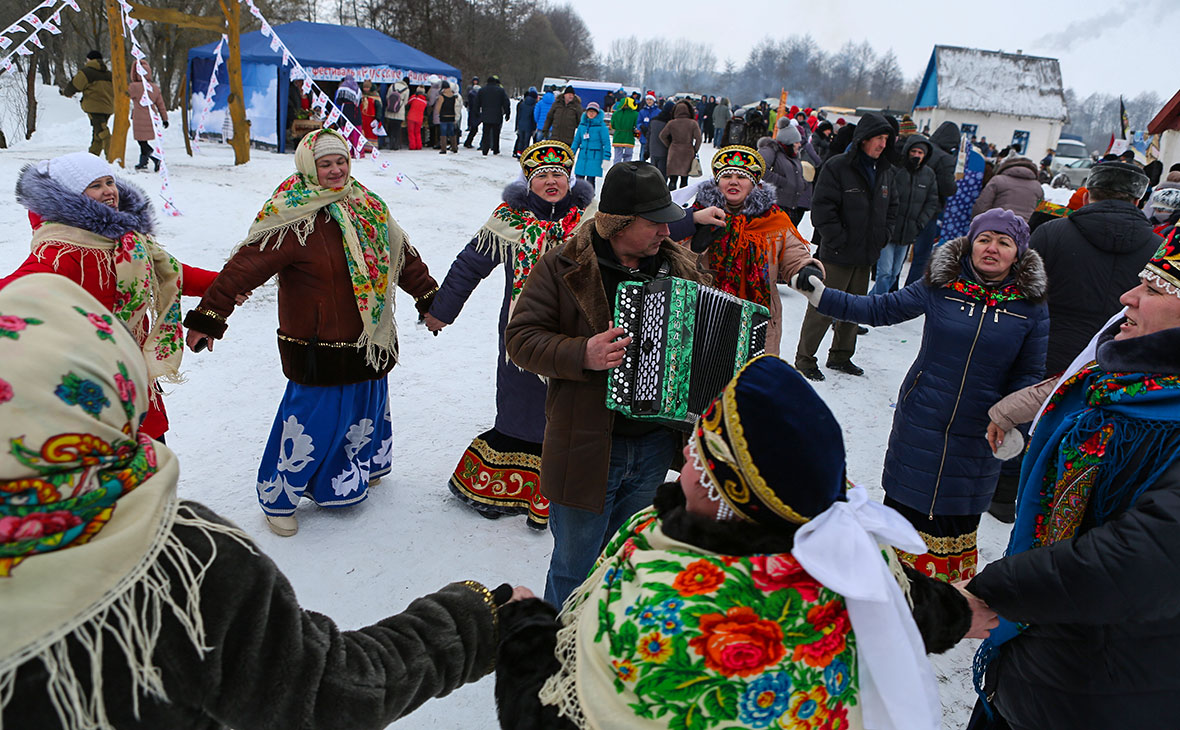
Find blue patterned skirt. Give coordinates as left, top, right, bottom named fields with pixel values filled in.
left=256, top=378, right=393, bottom=515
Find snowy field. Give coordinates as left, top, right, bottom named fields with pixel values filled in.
left=0, top=86, right=1015, bottom=728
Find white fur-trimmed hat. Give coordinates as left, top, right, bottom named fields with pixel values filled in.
left=36, top=152, right=113, bottom=197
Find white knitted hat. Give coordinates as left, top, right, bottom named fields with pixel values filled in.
left=36, top=152, right=113, bottom=196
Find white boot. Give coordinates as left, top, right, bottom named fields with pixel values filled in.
left=265, top=513, right=298, bottom=537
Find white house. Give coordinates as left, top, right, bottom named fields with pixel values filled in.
left=911, top=46, right=1068, bottom=158
left=1148, top=89, right=1180, bottom=171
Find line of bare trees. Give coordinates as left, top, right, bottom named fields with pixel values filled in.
left=1062, top=90, right=1163, bottom=154
left=599, top=34, right=917, bottom=111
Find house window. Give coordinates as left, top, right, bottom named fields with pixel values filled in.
left=960, top=123, right=978, bottom=137
left=1011, top=130, right=1030, bottom=154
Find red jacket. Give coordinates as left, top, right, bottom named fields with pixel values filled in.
left=0, top=212, right=218, bottom=438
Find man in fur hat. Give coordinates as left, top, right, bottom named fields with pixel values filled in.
left=505, top=162, right=705, bottom=609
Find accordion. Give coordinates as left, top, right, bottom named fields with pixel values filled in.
left=606, top=277, right=770, bottom=429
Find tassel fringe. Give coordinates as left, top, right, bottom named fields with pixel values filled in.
left=0, top=503, right=256, bottom=730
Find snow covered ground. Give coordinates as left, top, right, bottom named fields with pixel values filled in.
left=1, top=86, right=1012, bottom=728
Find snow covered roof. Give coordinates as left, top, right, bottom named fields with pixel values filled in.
left=913, top=46, right=1067, bottom=121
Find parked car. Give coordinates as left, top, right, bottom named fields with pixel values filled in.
left=1049, top=137, right=1088, bottom=174
left=1051, top=157, right=1094, bottom=189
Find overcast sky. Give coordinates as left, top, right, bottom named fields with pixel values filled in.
left=575, top=0, right=1176, bottom=102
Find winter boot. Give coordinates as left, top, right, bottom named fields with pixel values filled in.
left=135, top=152, right=149, bottom=170
left=450, top=136, right=458, bottom=153
left=152, top=156, right=160, bottom=172
left=265, top=513, right=298, bottom=537
left=439, top=136, right=448, bottom=154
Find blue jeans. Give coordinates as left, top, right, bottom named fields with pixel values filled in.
left=713, top=128, right=725, bottom=147
left=612, top=145, right=633, bottom=163
left=873, top=243, right=909, bottom=295
left=543, top=429, right=679, bottom=607
left=904, top=217, right=940, bottom=287
left=439, top=121, right=456, bottom=137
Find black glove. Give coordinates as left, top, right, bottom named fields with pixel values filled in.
left=491, top=582, right=514, bottom=606
left=163, top=120, right=169, bottom=129
left=793, top=264, right=824, bottom=292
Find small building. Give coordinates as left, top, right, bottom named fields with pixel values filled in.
left=1148, top=89, right=1180, bottom=171
left=911, top=46, right=1068, bottom=157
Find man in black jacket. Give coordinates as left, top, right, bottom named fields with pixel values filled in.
left=904, top=121, right=960, bottom=286
left=873, top=134, right=938, bottom=295
left=462, top=76, right=481, bottom=148
left=1031, top=161, right=1157, bottom=374
left=476, top=74, right=511, bottom=156
left=794, top=112, right=898, bottom=381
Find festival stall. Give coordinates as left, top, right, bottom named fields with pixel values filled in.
left=187, top=21, right=461, bottom=152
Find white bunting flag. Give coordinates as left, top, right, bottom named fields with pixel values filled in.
left=43, top=21, right=60, bottom=35
left=259, top=21, right=271, bottom=37
left=65, top=0, right=79, bottom=10
left=281, top=47, right=291, bottom=66
left=289, top=64, right=303, bottom=80
left=27, top=34, right=43, bottom=49
left=301, top=78, right=312, bottom=95
left=0, top=37, right=11, bottom=50
left=130, top=45, right=145, bottom=60
left=325, top=107, right=341, bottom=126
left=23, top=14, right=42, bottom=31
left=268, top=35, right=281, bottom=52
left=15, top=44, right=32, bottom=56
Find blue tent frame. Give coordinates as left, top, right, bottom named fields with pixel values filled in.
left=187, top=21, right=461, bottom=153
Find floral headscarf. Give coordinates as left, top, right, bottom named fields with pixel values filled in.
left=0, top=274, right=155, bottom=577
left=242, top=128, right=407, bottom=369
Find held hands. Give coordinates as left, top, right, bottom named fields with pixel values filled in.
left=584, top=323, right=631, bottom=370
left=789, top=264, right=826, bottom=308
left=953, top=581, right=999, bottom=639
left=423, top=312, right=447, bottom=333
left=692, top=206, right=726, bottom=228
left=186, top=329, right=214, bottom=353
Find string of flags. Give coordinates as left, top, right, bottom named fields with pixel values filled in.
left=239, top=0, right=394, bottom=170
left=0, top=0, right=79, bottom=77
left=190, top=34, right=226, bottom=148
left=113, top=0, right=182, bottom=216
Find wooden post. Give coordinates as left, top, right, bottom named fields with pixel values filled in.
left=220, top=0, right=250, bottom=164
left=25, top=56, right=37, bottom=140
left=105, top=0, right=130, bottom=166
left=179, top=71, right=192, bottom=156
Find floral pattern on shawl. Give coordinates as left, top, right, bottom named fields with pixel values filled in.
left=561, top=508, right=858, bottom=729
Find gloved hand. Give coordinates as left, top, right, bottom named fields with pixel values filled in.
left=789, top=266, right=825, bottom=309
left=163, top=120, right=169, bottom=129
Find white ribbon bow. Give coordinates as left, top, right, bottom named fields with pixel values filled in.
left=793, top=487, right=942, bottom=730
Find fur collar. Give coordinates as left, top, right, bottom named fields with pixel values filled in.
left=923, top=235, right=1047, bottom=302
left=1097, top=322, right=1180, bottom=376
left=16, top=163, right=156, bottom=239
left=501, top=178, right=594, bottom=218
left=694, top=179, right=777, bottom=218
left=653, top=482, right=799, bottom=554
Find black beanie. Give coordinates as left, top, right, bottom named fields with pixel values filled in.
left=563, top=85, right=575, bottom=95
left=86, top=50, right=102, bottom=60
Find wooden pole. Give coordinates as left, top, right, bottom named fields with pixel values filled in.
left=105, top=0, right=130, bottom=166
left=25, top=57, right=37, bottom=140
left=179, top=71, right=192, bottom=156
left=220, top=0, right=250, bottom=164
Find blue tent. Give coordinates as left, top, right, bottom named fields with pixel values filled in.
left=187, top=21, right=461, bottom=152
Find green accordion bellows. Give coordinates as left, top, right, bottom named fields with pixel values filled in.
left=606, top=277, right=770, bottom=430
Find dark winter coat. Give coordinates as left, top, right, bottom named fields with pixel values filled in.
left=810, top=112, right=899, bottom=267
left=184, top=213, right=437, bottom=387
left=648, top=115, right=670, bottom=160
left=494, top=481, right=974, bottom=729
left=1030, top=199, right=1162, bottom=374
left=817, top=236, right=1049, bottom=515
left=889, top=135, right=940, bottom=245
left=3, top=501, right=500, bottom=730
left=659, top=101, right=701, bottom=177
left=757, top=135, right=810, bottom=210
left=972, top=157, right=1044, bottom=221
left=466, top=83, right=481, bottom=126
left=928, top=121, right=960, bottom=206
left=515, top=94, right=537, bottom=135
left=969, top=323, right=1180, bottom=730
left=476, top=80, right=511, bottom=125
left=504, top=220, right=704, bottom=512
left=542, top=94, right=582, bottom=146
left=430, top=180, right=593, bottom=444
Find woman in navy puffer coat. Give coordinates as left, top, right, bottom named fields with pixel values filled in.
left=800, top=208, right=1048, bottom=583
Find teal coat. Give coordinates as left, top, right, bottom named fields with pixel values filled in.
left=570, top=112, right=611, bottom=178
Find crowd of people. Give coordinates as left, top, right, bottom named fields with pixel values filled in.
left=5, top=54, right=1180, bottom=730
